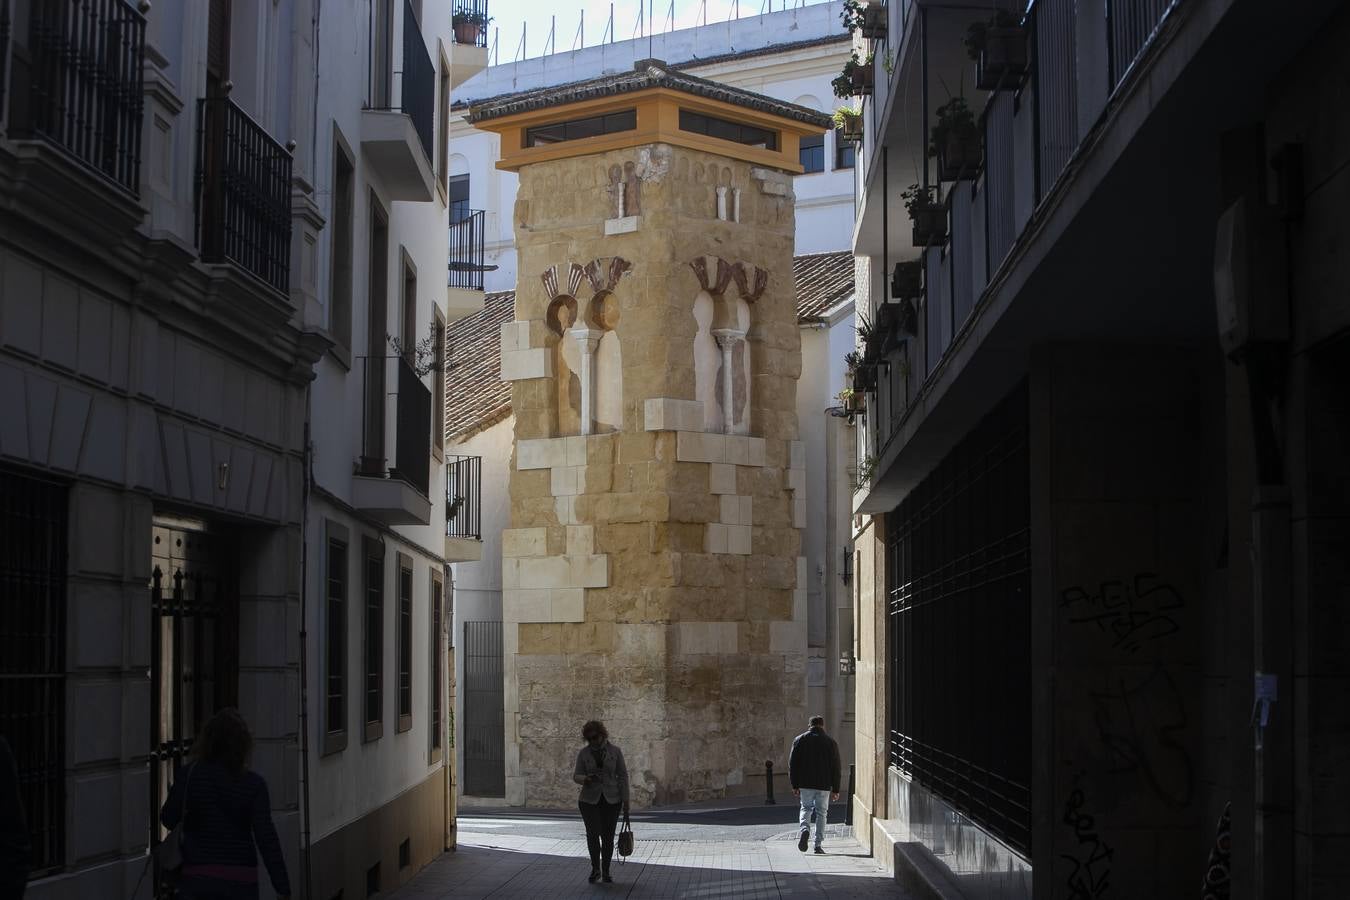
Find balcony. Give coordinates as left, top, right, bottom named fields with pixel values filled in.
left=856, top=0, right=1196, bottom=509
left=353, top=355, right=433, bottom=526
left=362, top=0, right=435, bottom=202
left=446, top=208, right=488, bottom=319
left=449, top=0, right=490, bottom=89
left=444, top=454, right=482, bottom=562
left=195, top=95, right=294, bottom=300
left=1, top=0, right=146, bottom=229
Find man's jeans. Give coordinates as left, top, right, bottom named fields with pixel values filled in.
left=797, top=788, right=830, bottom=847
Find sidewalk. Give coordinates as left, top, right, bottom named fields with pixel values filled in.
left=387, top=801, right=905, bottom=899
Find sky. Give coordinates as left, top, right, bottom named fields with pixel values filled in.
left=481, top=0, right=832, bottom=63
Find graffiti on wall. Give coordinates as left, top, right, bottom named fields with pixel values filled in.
left=1059, top=573, right=1183, bottom=654
left=1090, top=665, right=1195, bottom=809
left=1061, top=779, right=1114, bottom=899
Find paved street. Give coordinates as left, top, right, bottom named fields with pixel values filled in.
left=388, top=801, right=905, bottom=899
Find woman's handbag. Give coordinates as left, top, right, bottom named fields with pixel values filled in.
left=617, top=810, right=634, bottom=858
left=156, top=763, right=193, bottom=876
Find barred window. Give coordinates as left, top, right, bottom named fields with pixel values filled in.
left=397, top=557, right=414, bottom=732
left=323, top=527, right=348, bottom=754
left=0, top=467, right=68, bottom=877
left=364, top=539, right=384, bottom=742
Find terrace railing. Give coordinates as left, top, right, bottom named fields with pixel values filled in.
left=448, top=209, right=486, bottom=291
left=370, top=0, right=434, bottom=162
left=196, top=95, right=293, bottom=295
left=446, top=455, right=482, bottom=539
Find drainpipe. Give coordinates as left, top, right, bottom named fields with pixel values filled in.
left=298, top=381, right=316, bottom=900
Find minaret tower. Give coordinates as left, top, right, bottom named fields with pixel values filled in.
left=469, top=60, right=828, bottom=806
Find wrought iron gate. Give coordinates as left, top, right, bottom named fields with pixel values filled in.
left=462, top=620, right=504, bottom=796
left=148, top=518, right=239, bottom=897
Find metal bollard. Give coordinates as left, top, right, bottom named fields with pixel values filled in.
left=845, top=763, right=856, bottom=826
left=765, top=759, right=776, bottom=805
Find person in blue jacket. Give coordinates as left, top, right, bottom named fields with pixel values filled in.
left=161, top=709, right=290, bottom=900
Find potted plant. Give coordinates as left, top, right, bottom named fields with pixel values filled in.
left=832, top=52, right=875, bottom=99
left=966, top=10, right=1027, bottom=90
left=838, top=387, right=866, bottom=415
left=833, top=106, right=864, bottom=143
left=902, top=183, right=947, bottom=247
left=841, top=0, right=888, bottom=40
left=891, top=260, right=922, bottom=300
left=929, top=96, right=981, bottom=181
left=452, top=6, right=491, bottom=45
left=857, top=309, right=883, bottom=364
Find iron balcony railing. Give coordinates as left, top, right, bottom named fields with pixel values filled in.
left=4, top=0, right=146, bottom=194
left=448, top=208, right=486, bottom=291
left=868, top=0, right=1179, bottom=452
left=446, top=455, right=482, bottom=539
left=452, top=0, right=490, bottom=48
left=195, top=95, right=293, bottom=295
left=359, top=355, right=432, bottom=497
left=370, top=0, right=434, bottom=162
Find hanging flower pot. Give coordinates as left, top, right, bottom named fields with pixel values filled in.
left=839, top=112, right=864, bottom=142
left=938, top=131, right=983, bottom=181
left=860, top=5, right=888, bottom=40
left=929, top=96, right=981, bottom=182
left=850, top=59, right=875, bottom=95
left=977, top=26, right=1028, bottom=90
left=891, top=260, right=922, bottom=300
left=903, top=185, right=948, bottom=247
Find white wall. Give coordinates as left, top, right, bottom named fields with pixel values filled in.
left=302, top=0, right=462, bottom=841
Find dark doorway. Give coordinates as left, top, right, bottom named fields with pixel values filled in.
left=462, top=620, right=504, bottom=796
left=149, top=517, right=239, bottom=898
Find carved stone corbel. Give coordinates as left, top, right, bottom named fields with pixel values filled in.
left=731, top=262, right=768, bottom=303
left=584, top=257, right=633, bottom=295
left=689, top=255, right=734, bottom=296
left=542, top=262, right=587, bottom=301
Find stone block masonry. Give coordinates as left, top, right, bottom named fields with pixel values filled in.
left=498, top=140, right=811, bottom=809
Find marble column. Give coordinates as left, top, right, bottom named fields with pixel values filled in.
left=712, top=328, right=745, bottom=434
left=569, top=326, right=602, bottom=435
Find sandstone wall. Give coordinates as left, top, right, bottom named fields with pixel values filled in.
left=499, top=143, right=807, bottom=806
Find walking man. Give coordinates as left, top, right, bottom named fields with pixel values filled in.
left=789, top=715, right=841, bottom=854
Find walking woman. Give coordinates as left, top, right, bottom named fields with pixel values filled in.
left=160, top=709, right=291, bottom=900
left=572, top=720, right=629, bottom=884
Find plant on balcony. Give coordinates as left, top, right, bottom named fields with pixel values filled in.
left=857, top=309, right=883, bottom=364
left=891, top=260, right=922, bottom=300
left=903, top=183, right=948, bottom=247
left=929, top=96, right=982, bottom=181
left=853, top=454, right=877, bottom=493
left=841, top=0, right=888, bottom=40
left=833, top=106, right=864, bottom=143
left=837, top=387, right=866, bottom=415
left=966, top=10, right=1027, bottom=90
left=832, top=52, right=875, bottom=99
left=452, top=7, right=492, bottom=44
left=388, top=327, right=441, bottom=378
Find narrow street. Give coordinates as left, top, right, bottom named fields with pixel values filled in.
left=387, top=801, right=904, bottom=899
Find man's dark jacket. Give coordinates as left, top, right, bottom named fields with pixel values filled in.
left=789, top=726, right=841, bottom=793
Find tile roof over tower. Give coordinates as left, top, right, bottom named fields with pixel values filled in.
left=445, top=254, right=855, bottom=442
left=466, top=58, right=833, bottom=129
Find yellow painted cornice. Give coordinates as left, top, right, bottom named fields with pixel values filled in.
left=472, top=87, right=826, bottom=174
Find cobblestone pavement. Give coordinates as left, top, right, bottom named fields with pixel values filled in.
left=387, top=801, right=906, bottom=899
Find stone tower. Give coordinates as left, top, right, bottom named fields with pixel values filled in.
left=469, top=61, right=829, bottom=806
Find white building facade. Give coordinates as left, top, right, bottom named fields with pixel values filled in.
left=0, top=0, right=485, bottom=896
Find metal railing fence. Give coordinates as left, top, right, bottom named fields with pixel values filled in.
left=446, top=455, right=482, bottom=539
left=448, top=208, right=486, bottom=291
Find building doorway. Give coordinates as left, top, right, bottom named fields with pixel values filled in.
left=461, top=620, right=504, bottom=796
left=149, top=517, right=239, bottom=897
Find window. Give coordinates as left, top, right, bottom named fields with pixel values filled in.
left=323, top=524, right=349, bottom=755
left=330, top=133, right=355, bottom=360
left=363, top=538, right=384, bottom=742
left=799, top=134, right=825, bottom=173
left=437, top=56, right=450, bottom=194
left=400, top=251, right=417, bottom=364
left=0, top=468, right=67, bottom=877
left=834, top=131, right=856, bottom=170
left=364, top=194, right=390, bottom=466
left=678, top=109, right=778, bottom=151
left=448, top=174, right=470, bottom=224
left=524, top=109, right=636, bottom=147
left=432, top=310, right=445, bottom=460
left=396, top=556, right=413, bottom=733
left=429, top=570, right=444, bottom=762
